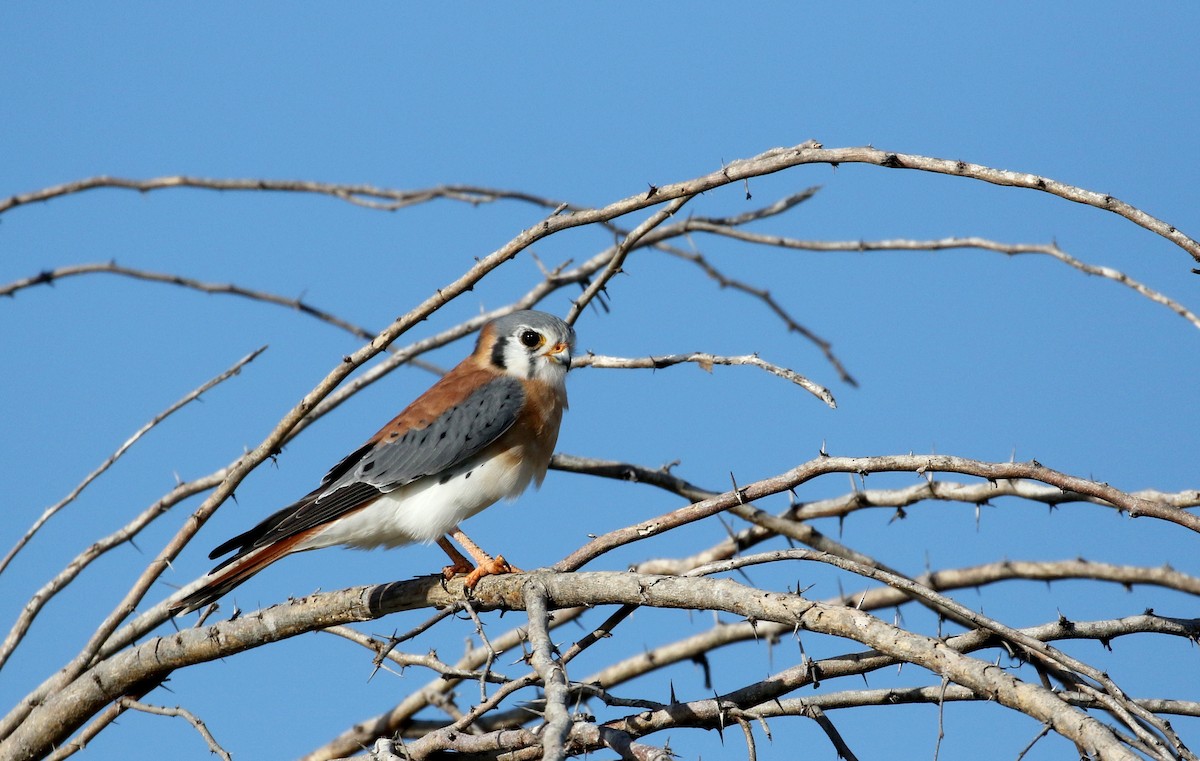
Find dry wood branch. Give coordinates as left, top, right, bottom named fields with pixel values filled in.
left=654, top=238, right=857, bottom=385
left=321, top=626, right=510, bottom=684
left=552, top=454, right=1200, bottom=551
left=576, top=352, right=836, bottom=408
left=0, top=347, right=265, bottom=673
left=552, top=455, right=1199, bottom=577
left=0, top=263, right=380, bottom=337
left=0, top=344, right=264, bottom=579
left=579, top=584, right=1200, bottom=705
left=763, top=685, right=1200, bottom=717
left=566, top=194, right=693, bottom=325
left=580, top=612, right=1200, bottom=759
left=524, top=583, right=572, bottom=761
left=678, top=226, right=1200, bottom=331
left=16, top=150, right=793, bottom=736
left=114, top=698, right=231, bottom=761
left=10, top=142, right=1194, bottom=263
left=1, top=571, right=1152, bottom=761
left=0, top=177, right=577, bottom=216
left=301, top=606, right=590, bottom=761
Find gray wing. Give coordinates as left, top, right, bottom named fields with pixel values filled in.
left=208, top=376, right=525, bottom=562
left=327, top=375, right=525, bottom=494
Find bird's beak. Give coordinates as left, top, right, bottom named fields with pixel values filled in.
left=547, top=341, right=572, bottom=368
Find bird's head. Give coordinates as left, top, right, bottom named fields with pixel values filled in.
left=480, top=310, right=576, bottom=385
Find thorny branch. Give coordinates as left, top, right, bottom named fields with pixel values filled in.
left=0, top=347, right=266, bottom=672
left=4, top=143, right=1199, bottom=761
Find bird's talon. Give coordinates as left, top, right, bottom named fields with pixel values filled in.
left=462, top=555, right=522, bottom=590
left=442, top=562, right=475, bottom=582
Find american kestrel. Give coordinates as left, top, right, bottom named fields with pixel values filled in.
left=170, top=310, right=575, bottom=615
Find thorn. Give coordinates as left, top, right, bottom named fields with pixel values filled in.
left=729, top=472, right=746, bottom=504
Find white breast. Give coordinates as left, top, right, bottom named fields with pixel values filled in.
left=294, top=444, right=537, bottom=552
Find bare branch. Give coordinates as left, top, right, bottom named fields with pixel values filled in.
left=2, top=569, right=1157, bottom=761
left=115, top=698, right=231, bottom=761
left=566, top=194, right=694, bottom=325
left=0, top=345, right=264, bottom=579
left=576, top=352, right=836, bottom=408
left=524, top=583, right=572, bottom=761
left=320, top=626, right=511, bottom=684
left=677, top=226, right=1200, bottom=331
left=7, top=142, right=1199, bottom=761
left=0, top=347, right=265, bottom=673
left=553, top=454, right=1200, bottom=576
left=0, top=263, right=385, bottom=338
left=0, top=177, right=577, bottom=217
left=654, top=239, right=858, bottom=386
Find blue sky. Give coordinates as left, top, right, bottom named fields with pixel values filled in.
left=3, top=4, right=1199, bottom=760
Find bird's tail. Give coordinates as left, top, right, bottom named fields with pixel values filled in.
left=168, top=535, right=306, bottom=616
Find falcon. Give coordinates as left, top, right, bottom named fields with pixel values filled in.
left=170, top=310, right=574, bottom=615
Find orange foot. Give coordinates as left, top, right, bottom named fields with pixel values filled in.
left=462, top=554, right=523, bottom=590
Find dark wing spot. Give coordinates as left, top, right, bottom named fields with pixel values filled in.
left=464, top=470, right=473, bottom=480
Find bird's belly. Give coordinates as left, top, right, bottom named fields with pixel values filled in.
left=304, top=447, right=535, bottom=551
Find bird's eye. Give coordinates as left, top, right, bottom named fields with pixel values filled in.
left=519, top=329, right=542, bottom=348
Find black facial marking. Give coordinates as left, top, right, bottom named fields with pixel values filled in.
left=491, top=335, right=509, bottom=370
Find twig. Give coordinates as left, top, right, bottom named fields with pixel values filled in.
left=735, top=715, right=757, bottom=761
left=801, top=705, right=859, bottom=761
left=682, top=548, right=1183, bottom=757
left=933, top=677, right=949, bottom=761
left=1016, top=725, right=1053, bottom=761
left=566, top=194, right=694, bottom=325
left=116, top=697, right=231, bottom=761
left=655, top=239, right=857, bottom=386
left=576, top=352, right=835, bottom=408
left=301, top=606, right=591, bottom=761
left=0, top=177, right=578, bottom=216
left=678, top=227, right=1200, bottom=332
left=552, top=454, right=1199, bottom=576
left=0, top=344, right=264, bottom=577
left=0, top=347, right=265, bottom=673
left=321, top=625, right=510, bottom=684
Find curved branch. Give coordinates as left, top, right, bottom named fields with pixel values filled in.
left=0, top=571, right=1146, bottom=761
left=0, top=177, right=575, bottom=216
left=575, top=352, right=836, bottom=408
left=0, top=347, right=265, bottom=672
left=0, top=263, right=380, bottom=339
left=566, top=194, right=694, bottom=325
left=679, top=226, right=1200, bottom=331
left=10, top=143, right=1195, bottom=264
left=552, top=454, right=1200, bottom=576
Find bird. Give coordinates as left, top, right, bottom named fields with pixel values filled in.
left=170, top=310, right=575, bottom=615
